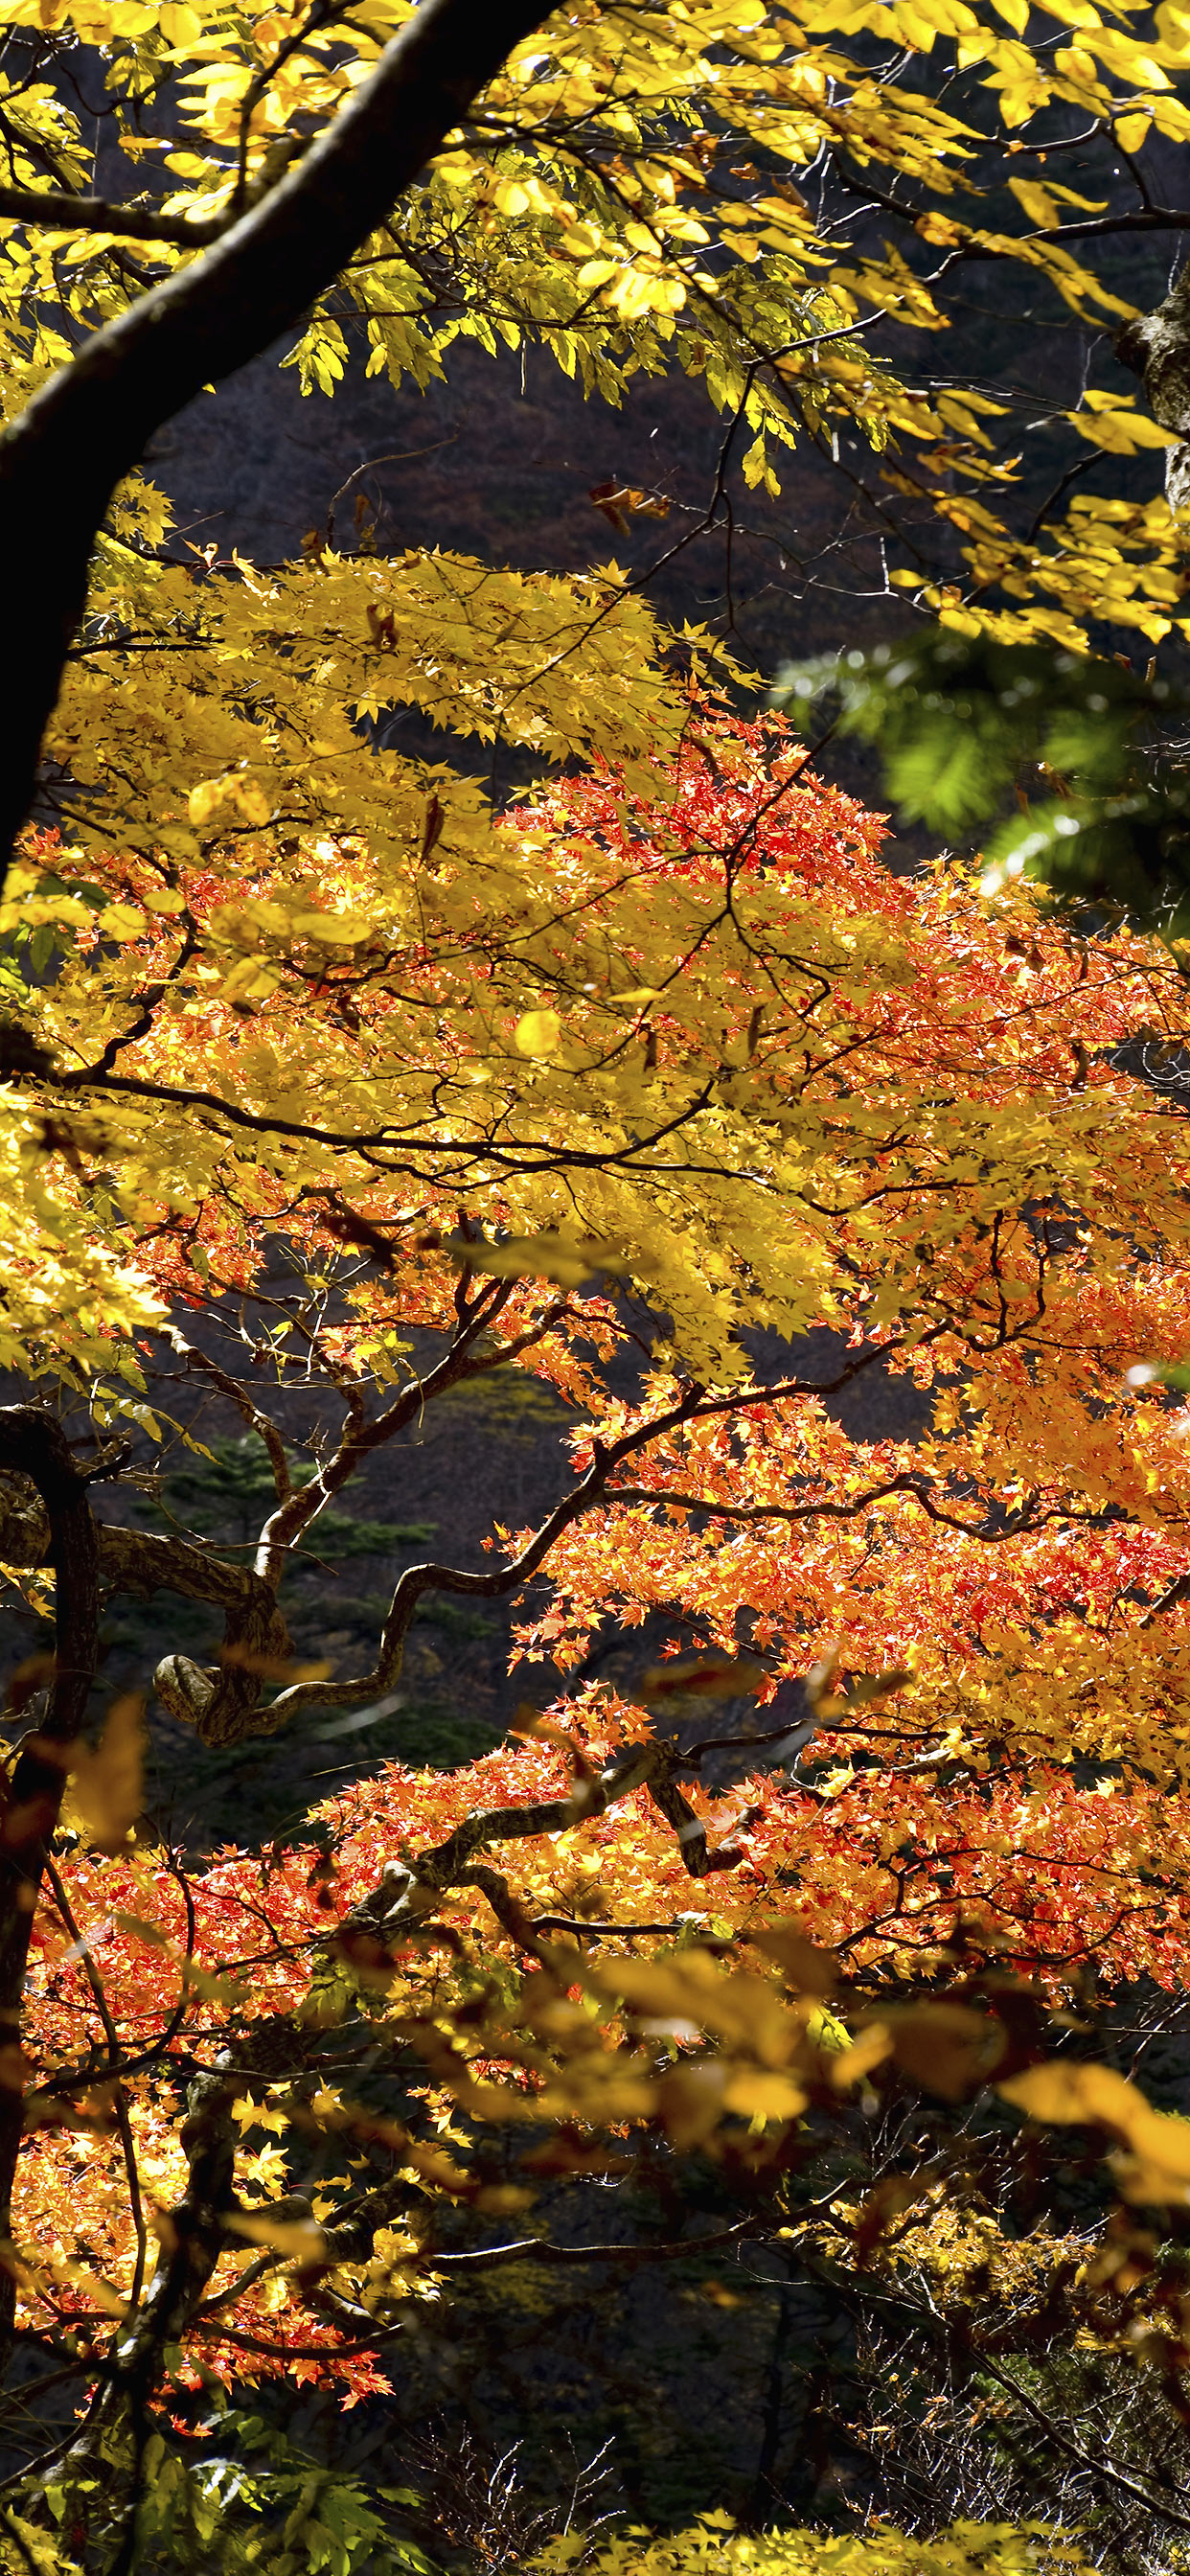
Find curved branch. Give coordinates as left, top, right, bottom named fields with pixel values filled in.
left=346, top=1731, right=742, bottom=1973
left=602, top=1473, right=1054, bottom=1542
left=0, top=1504, right=295, bottom=1751
left=262, top=1386, right=705, bottom=1726
left=0, top=0, right=551, bottom=862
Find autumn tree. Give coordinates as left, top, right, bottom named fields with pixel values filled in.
left=0, top=708, right=1183, bottom=2567
left=6, top=0, right=1190, bottom=871
left=8, top=0, right=1190, bottom=2568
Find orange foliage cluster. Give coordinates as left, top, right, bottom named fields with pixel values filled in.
left=10, top=707, right=1190, bottom=2398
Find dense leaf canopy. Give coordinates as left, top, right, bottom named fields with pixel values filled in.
left=5, top=0, right=1190, bottom=2569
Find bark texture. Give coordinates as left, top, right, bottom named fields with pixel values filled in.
left=1118, top=268, right=1190, bottom=516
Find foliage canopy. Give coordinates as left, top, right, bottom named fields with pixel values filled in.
left=5, top=0, right=1190, bottom=2568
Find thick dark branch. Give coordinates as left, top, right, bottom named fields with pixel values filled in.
left=97, top=1523, right=276, bottom=1616
left=0, top=0, right=550, bottom=863
left=0, top=185, right=226, bottom=248
left=0, top=1477, right=293, bottom=1747
left=55, top=1067, right=721, bottom=1184
left=348, top=1734, right=743, bottom=1965
left=392, top=1742, right=658, bottom=1892
left=0, top=1410, right=96, bottom=1749
left=1138, top=1568, right=1190, bottom=1626
left=54, top=1068, right=722, bottom=1192
left=604, top=1471, right=1064, bottom=1543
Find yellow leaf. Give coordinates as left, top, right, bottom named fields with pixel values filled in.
left=232, top=2098, right=290, bottom=2136
left=914, top=211, right=965, bottom=245
left=750, top=1923, right=835, bottom=1995
left=113, top=1911, right=172, bottom=1951
left=99, top=904, right=147, bottom=942
left=656, top=2060, right=726, bottom=2148
left=999, top=2059, right=1140, bottom=2128
left=289, top=912, right=373, bottom=945
left=68, top=1694, right=144, bottom=1852
left=1006, top=176, right=1061, bottom=226
left=999, top=2058, right=1190, bottom=2202
left=831, top=2023, right=893, bottom=2087
left=182, top=1962, right=251, bottom=2004
left=514, top=1007, right=564, bottom=1056
left=186, top=773, right=270, bottom=830
left=187, top=778, right=226, bottom=827
left=863, top=2003, right=1007, bottom=2099
left=1070, top=406, right=1176, bottom=452
left=449, top=1230, right=628, bottom=1287
left=230, top=778, right=272, bottom=826
left=808, top=2005, right=853, bottom=2056
left=721, top=2069, right=807, bottom=2121
left=226, top=2212, right=328, bottom=2262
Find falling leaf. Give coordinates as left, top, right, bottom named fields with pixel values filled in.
left=446, top=1230, right=632, bottom=1288
left=750, top=1923, right=835, bottom=1995
left=856, top=2003, right=1007, bottom=2101
left=514, top=1008, right=564, bottom=1057
left=68, top=1695, right=145, bottom=1852
left=639, top=1655, right=768, bottom=1700
left=226, top=2212, right=328, bottom=2262
left=218, top=1644, right=332, bottom=1682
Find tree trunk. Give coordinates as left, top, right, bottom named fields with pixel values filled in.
left=1118, top=269, right=1190, bottom=516
left=0, top=1409, right=98, bottom=2337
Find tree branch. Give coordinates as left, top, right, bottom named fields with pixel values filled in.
left=601, top=1472, right=1051, bottom=1540
left=0, top=0, right=551, bottom=865
left=0, top=185, right=226, bottom=249
left=345, top=1730, right=742, bottom=1975
left=260, top=1386, right=707, bottom=1728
